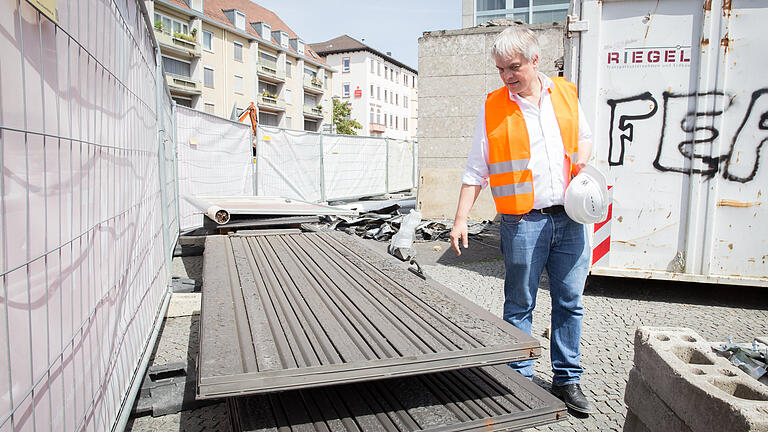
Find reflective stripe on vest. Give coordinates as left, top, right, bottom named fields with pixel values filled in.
left=485, top=77, right=579, bottom=215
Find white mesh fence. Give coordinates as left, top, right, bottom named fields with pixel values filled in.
left=176, top=107, right=253, bottom=230
left=387, top=139, right=417, bottom=194
left=0, top=0, right=176, bottom=430
left=256, top=126, right=323, bottom=202
left=256, top=126, right=416, bottom=202
left=322, top=135, right=387, bottom=201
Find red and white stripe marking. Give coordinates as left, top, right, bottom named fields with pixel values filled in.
left=592, top=185, right=613, bottom=266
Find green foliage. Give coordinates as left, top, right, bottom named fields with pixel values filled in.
left=332, top=98, right=362, bottom=135
left=154, top=20, right=164, bottom=31
left=174, top=32, right=196, bottom=43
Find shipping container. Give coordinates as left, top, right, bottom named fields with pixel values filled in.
left=564, top=0, right=767, bottom=286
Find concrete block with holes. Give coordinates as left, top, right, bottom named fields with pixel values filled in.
left=629, top=327, right=768, bottom=432
left=623, top=368, right=691, bottom=432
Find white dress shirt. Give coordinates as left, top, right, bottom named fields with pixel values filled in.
left=462, top=74, right=593, bottom=210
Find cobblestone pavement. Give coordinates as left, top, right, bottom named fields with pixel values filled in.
left=427, top=257, right=768, bottom=431
left=125, top=241, right=768, bottom=432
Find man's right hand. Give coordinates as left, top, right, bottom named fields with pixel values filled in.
left=449, top=220, right=469, bottom=256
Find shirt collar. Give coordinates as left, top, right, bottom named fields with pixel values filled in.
left=507, top=72, right=554, bottom=101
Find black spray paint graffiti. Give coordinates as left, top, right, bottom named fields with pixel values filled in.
left=606, top=88, right=768, bottom=183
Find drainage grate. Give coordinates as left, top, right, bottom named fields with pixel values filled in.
left=229, top=365, right=567, bottom=432
left=199, top=232, right=540, bottom=398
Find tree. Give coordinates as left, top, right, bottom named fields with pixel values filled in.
left=332, top=98, right=363, bottom=135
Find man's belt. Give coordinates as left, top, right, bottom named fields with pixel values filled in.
left=530, top=205, right=564, bottom=215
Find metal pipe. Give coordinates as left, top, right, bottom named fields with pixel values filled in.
left=183, top=195, right=231, bottom=224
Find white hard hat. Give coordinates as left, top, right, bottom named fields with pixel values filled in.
left=564, top=165, right=609, bottom=224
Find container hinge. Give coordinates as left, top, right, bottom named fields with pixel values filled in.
left=566, top=15, right=589, bottom=33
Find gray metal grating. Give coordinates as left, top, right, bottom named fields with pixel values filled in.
left=199, top=232, right=540, bottom=398
left=229, top=365, right=567, bottom=432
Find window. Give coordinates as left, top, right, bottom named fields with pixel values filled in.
left=285, top=89, right=292, bottom=104
left=377, top=61, right=381, bottom=75
left=342, top=57, right=350, bottom=72
left=395, top=116, right=398, bottom=129
left=203, top=30, right=213, bottom=51
left=204, top=103, right=215, bottom=114
left=304, top=66, right=317, bottom=79
left=404, top=96, right=408, bottom=108
left=377, top=87, right=380, bottom=100
left=234, top=11, right=245, bottom=30
left=203, top=67, right=214, bottom=88
left=343, top=83, right=350, bottom=98
left=376, top=109, right=381, bottom=123
left=304, top=119, right=318, bottom=132
left=370, top=84, right=374, bottom=96
left=259, top=112, right=278, bottom=126
left=403, top=74, right=408, bottom=86
left=370, top=58, right=375, bottom=73
left=389, top=114, right=393, bottom=127
left=395, top=94, right=399, bottom=106
left=477, top=0, right=505, bottom=11
left=155, top=13, right=189, bottom=36
left=384, top=90, right=388, bottom=103
left=285, top=60, right=292, bottom=77
left=304, top=94, right=317, bottom=106
left=234, top=75, right=243, bottom=94
left=369, top=107, right=374, bottom=123
left=162, top=56, right=191, bottom=77
left=259, top=82, right=277, bottom=95
left=383, top=113, right=387, bottom=126
left=404, top=117, right=408, bottom=131
left=384, top=66, right=388, bottom=79
left=233, top=41, right=243, bottom=62
left=413, top=77, right=416, bottom=88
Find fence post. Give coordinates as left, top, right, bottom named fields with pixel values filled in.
left=412, top=140, right=418, bottom=191
left=385, top=138, right=390, bottom=194
left=253, top=125, right=259, bottom=195
left=154, top=48, right=172, bottom=277
left=319, top=131, right=327, bottom=203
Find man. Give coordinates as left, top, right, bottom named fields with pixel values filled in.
left=449, top=26, right=593, bottom=414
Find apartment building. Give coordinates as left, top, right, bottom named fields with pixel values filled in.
left=149, top=0, right=334, bottom=131
left=310, top=35, right=417, bottom=141
left=462, top=0, right=570, bottom=28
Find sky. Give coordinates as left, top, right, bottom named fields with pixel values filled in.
left=250, top=0, right=462, bottom=70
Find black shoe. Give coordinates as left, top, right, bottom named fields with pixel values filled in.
left=550, top=383, right=594, bottom=414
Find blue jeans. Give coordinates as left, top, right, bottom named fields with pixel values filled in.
left=500, top=211, right=589, bottom=385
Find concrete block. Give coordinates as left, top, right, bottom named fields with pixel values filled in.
left=418, top=168, right=496, bottom=220
left=624, top=367, right=692, bottom=432
left=418, top=33, right=486, bottom=58
left=417, top=138, right=474, bottom=164
left=418, top=95, right=485, bottom=119
left=166, top=293, right=201, bottom=318
left=418, top=116, right=477, bottom=140
left=419, top=75, right=487, bottom=98
left=633, top=327, right=768, bottom=432
left=623, top=411, right=652, bottom=432
left=419, top=54, right=488, bottom=77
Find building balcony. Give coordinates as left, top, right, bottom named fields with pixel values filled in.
left=165, top=74, right=202, bottom=95
left=257, top=60, right=285, bottom=83
left=302, top=77, right=324, bottom=94
left=257, top=94, right=286, bottom=112
left=154, top=28, right=200, bottom=58
left=370, top=122, right=386, bottom=133
left=303, top=105, right=323, bottom=119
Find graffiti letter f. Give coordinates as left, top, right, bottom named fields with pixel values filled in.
left=606, top=93, right=659, bottom=166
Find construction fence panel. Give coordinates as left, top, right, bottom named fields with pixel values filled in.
left=322, top=134, right=387, bottom=201
left=0, top=0, right=174, bottom=431
left=256, top=126, right=323, bottom=202
left=176, top=107, right=252, bottom=230
left=386, top=139, right=416, bottom=193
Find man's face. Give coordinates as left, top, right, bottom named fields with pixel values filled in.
left=495, top=51, right=539, bottom=96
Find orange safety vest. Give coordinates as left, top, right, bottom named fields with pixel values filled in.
left=485, top=77, right=580, bottom=215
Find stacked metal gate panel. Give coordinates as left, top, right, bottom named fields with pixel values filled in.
left=229, top=366, right=567, bottom=432
left=199, top=231, right=540, bottom=398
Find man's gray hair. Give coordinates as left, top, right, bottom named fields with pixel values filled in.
left=491, top=26, right=541, bottom=63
